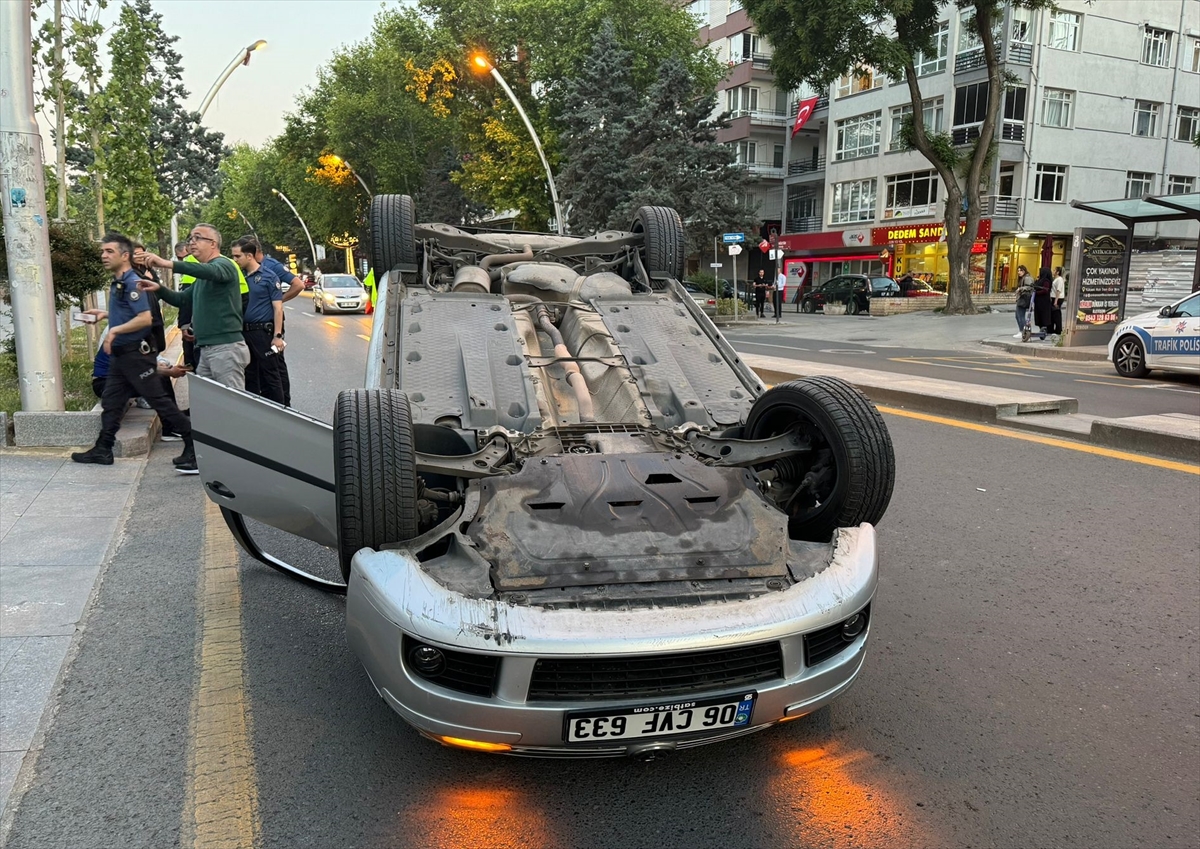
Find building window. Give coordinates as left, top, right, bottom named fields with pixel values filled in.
left=889, top=99, right=944, bottom=150
left=885, top=171, right=940, bottom=219
left=835, top=111, right=882, bottom=160
left=952, top=82, right=989, bottom=134
left=1133, top=100, right=1161, bottom=136
left=835, top=67, right=884, bottom=98
left=1034, top=164, right=1067, bottom=202
left=914, top=21, right=949, bottom=75
left=1041, top=88, right=1074, bottom=128
left=1168, top=175, right=1195, bottom=194
left=1010, top=6, right=1032, bottom=43
left=1191, top=37, right=1200, bottom=72
left=729, top=32, right=766, bottom=63
left=1142, top=27, right=1172, bottom=67
left=735, top=140, right=757, bottom=166
left=1003, top=86, right=1027, bottom=139
left=687, top=0, right=710, bottom=25
left=1176, top=106, right=1199, bottom=142
left=1126, top=171, right=1155, bottom=198
left=726, top=85, right=759, bottom=116
left=830, top=178, right=877, bottom=224
left=773, top=144, right=785, bottom=169
left=1048, top=10, right=1081, bottom=51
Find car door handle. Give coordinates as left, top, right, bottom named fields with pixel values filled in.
left=206, top=481, right=236, bottom=499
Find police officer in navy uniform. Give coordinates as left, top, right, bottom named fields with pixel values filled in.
left=72, top=233, right=197, bottom=473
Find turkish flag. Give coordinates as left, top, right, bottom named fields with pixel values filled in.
left=791, top=96, right=820, bottom=137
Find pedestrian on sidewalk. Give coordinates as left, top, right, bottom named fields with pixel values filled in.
left=232, top=237, right=286, bottom=404
left=1014, top=265, right=1032, bottom=338
left=1050, top=266, right=1066, bottom=338
left=252, top=241, right=301, bottom=406
left=72, top=233, right=197, bottom=473
left=753, top=269, right=768, bottom=317
left=135, top=225, right=249, bottom=391
left=1033, top=267, right=1053, bottom=341
left=774, top=268, right=786, bottom=323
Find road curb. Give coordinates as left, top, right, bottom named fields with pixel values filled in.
left=1089, top=414, right=1200, bottom=464
left=743, top=354, right=1078, bottom=423
left=980, top=338, right=1109, bottom=362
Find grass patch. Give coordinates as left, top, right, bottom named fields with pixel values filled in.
left=0, top=353, right=96, bottom=415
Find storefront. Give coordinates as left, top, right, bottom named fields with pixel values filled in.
left=780, top=219, right=993, bottom=293
left=990, top=233, right=1069, bottom=292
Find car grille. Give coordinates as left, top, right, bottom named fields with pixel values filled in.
left=402, top=636, right=500, bottom=697
left=803, top=605, right=870, bottom=667
left=527, top=642, right=784, bottom=701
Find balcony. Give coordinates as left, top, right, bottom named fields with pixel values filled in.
left=751, top=52, right=773, bottom=70
left=951, top=122, right=982, bottom=145
left=787, top=155, right=826, bottom=176
left=955, top=46, right=987, bottom=73
left=1007, top=41, right=1032, bottom=64
left=730, top=109, right=789, bottom=128
left=980, top=195, right=1020, bottom=217
left=745, top=162, right=786, bottom=180
left=788, top=94, right=830, bottom=114
left=1001, top=121, right=1025, bottom=141
left=785, top=216, right=823, bottom=233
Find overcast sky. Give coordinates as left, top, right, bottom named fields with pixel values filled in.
left=39, top=0, right=396, bottom=149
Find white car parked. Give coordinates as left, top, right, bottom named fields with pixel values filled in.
left=1108, top=291, right=1200, bottom=378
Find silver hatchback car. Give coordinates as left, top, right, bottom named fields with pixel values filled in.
left=189, top=195, right=895, bottom=758
left=313, top=273, right=368, bottom=313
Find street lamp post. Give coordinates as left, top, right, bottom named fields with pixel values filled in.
left=328, top=155, right=371, bottom=197
left=470, top=54, right=565, bottom=235
left=170, top=40, right=268, bottom=270
left=271, top=188, right=318, bottom=272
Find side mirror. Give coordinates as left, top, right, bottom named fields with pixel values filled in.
left=1159, top=306, right=1173, bottom=318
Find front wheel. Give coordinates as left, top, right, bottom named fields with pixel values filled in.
left=847, top=297, right=860, bottom=316
left=801, top=299, right=816, bottom=314
left=746, top=377, right=895, bottom=542
left=333, top=389, right=421, bottom=581
left=1113, top=335, right=1150, bottom=378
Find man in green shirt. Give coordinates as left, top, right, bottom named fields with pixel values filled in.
left=135, top=224, right=250, bottom=390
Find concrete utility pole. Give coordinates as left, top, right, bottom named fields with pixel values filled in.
left=1, top=0, right=65, bottom=411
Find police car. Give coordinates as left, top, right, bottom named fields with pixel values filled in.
left=1108, top=290, right=1200, bottom=378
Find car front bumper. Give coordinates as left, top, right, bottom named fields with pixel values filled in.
left=345, top=524, right=878, bottom=757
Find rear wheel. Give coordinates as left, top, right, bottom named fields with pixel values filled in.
left=801, top=299, right=816, bottom=314
left=1113, top=335, right=1150, bottom=378
left=632, top=206, right=685, bottom=282
left=746, top=377, right=895, bottom=542
left=370, top=194, right=416, bottom=275
left=333, top=389, right=421, bottom=581
left=847, top=297, right=860, bottom=315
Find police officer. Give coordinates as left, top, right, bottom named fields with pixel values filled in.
left=72, top=233, right=197, bottom=473
left=251, top=239, right=301, bottom=406
left=232, top=236, right=285, bottom=404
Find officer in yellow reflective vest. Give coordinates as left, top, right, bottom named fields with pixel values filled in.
left=363, top=268, right=376, bottom=314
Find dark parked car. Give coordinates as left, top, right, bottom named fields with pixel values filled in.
left=800, top=274, right=900, bottom=315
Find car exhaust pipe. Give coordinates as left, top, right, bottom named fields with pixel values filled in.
left=534, top=306, right=595, bottom=422
left=626, top=742, right=676, bottom=762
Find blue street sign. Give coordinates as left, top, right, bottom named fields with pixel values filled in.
left=722, top=233, right=745, bottom=244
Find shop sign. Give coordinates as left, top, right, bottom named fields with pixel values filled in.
left=871, top=219, right=992, bottom=245
left=841, top=229, right=870, bottom=247
left=1075, top=230, right=1129, bottom=326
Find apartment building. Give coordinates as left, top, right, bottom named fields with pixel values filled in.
left=770, top=0, right=1199, bottom=294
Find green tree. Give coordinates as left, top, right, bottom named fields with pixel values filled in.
left=102, top=1, right=172, bottom=239
left=558, top=20, right=638, bottom=235
left=613, top=57, right=756, bottom=255
left=743, top=0, right=1049, bottom=314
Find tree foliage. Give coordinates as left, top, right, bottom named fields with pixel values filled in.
left=742, top=0, right=1050, bottom=313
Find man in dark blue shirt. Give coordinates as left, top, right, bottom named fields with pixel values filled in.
left=73, top=233, right=196, bottom=472
left=253, top=241, right=301, bottom=406
left=232, top=237, right=285, bottom=404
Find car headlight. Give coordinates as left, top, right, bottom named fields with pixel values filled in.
left=323, top=291, right=335, bottom=300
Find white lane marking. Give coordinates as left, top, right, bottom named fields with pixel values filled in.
left=729, top=341, right=812, bottom=352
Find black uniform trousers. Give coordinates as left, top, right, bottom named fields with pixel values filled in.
left=242, top=326, right=285, bottom=404
left=98, top=344, right=191, bottom=448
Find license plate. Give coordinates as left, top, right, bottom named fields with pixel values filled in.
left=338, top=302, right=357, bottom=307
left=564, top=691, right=757, bottom=744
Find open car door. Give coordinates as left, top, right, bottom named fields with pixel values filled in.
left=189, top=375, right=344, bottom=590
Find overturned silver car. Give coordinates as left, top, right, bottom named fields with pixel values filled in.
left=190, top=196, right=895, bottom=757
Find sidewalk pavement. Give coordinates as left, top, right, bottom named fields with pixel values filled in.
left=0, top=451, right=146, bottom=819
left=981, top=337, right=1109, bottom=362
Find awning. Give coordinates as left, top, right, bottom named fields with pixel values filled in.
left=1069, top=191, right=1200, bottom=225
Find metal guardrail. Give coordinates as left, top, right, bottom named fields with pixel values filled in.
left=1001, top=121, right=1025, bottom=141
left=787, top=156, right=826, bottom=176
left=1008, top=41, right=1032, bottom=64
left=785, top=216, right=823, bottom=233
left=955, top=47, right=987, bottom=72
left=981, top=195, right=1020, bottom=217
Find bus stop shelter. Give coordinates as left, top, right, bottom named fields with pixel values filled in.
left=1061, top=192, right=1199, bottom=346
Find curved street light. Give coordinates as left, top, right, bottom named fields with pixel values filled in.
left=470, top=53, right=565, bottom=234
left=270, top=188, right=318, bottom=272
left=327, top=154, right=372, bottom=197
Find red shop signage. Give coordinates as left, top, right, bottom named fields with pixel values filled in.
left=871, top=218, right=992, bottom=245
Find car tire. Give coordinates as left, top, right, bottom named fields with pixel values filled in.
left=745, top=376, right=895, bottom=543
left=370, top=194, right=417, bottom=275
left=801, top=299, right=816, bottom=314
left=333, top=388, right=421, bottom=581
left=314, top=300, right=321, bottom=313
left=632, top=206, right=685, bottom=282
left=847, top=298, right=860, bottom=316
left=1113, top=334, right=1150, bottom=378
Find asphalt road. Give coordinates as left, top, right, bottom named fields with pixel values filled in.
left=6, top=301, right=1199, bottom=849
left=722, top=324, right=1200, bottom=421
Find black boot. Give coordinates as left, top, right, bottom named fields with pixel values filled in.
left=173, top=436, right=199, bottom=475
left=72, top=443, right=114, bottom=465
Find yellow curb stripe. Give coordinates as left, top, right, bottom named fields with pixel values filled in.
left=876, top=405, right=1200, bottom=475
left=183, top=499, right=260, bottom=848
